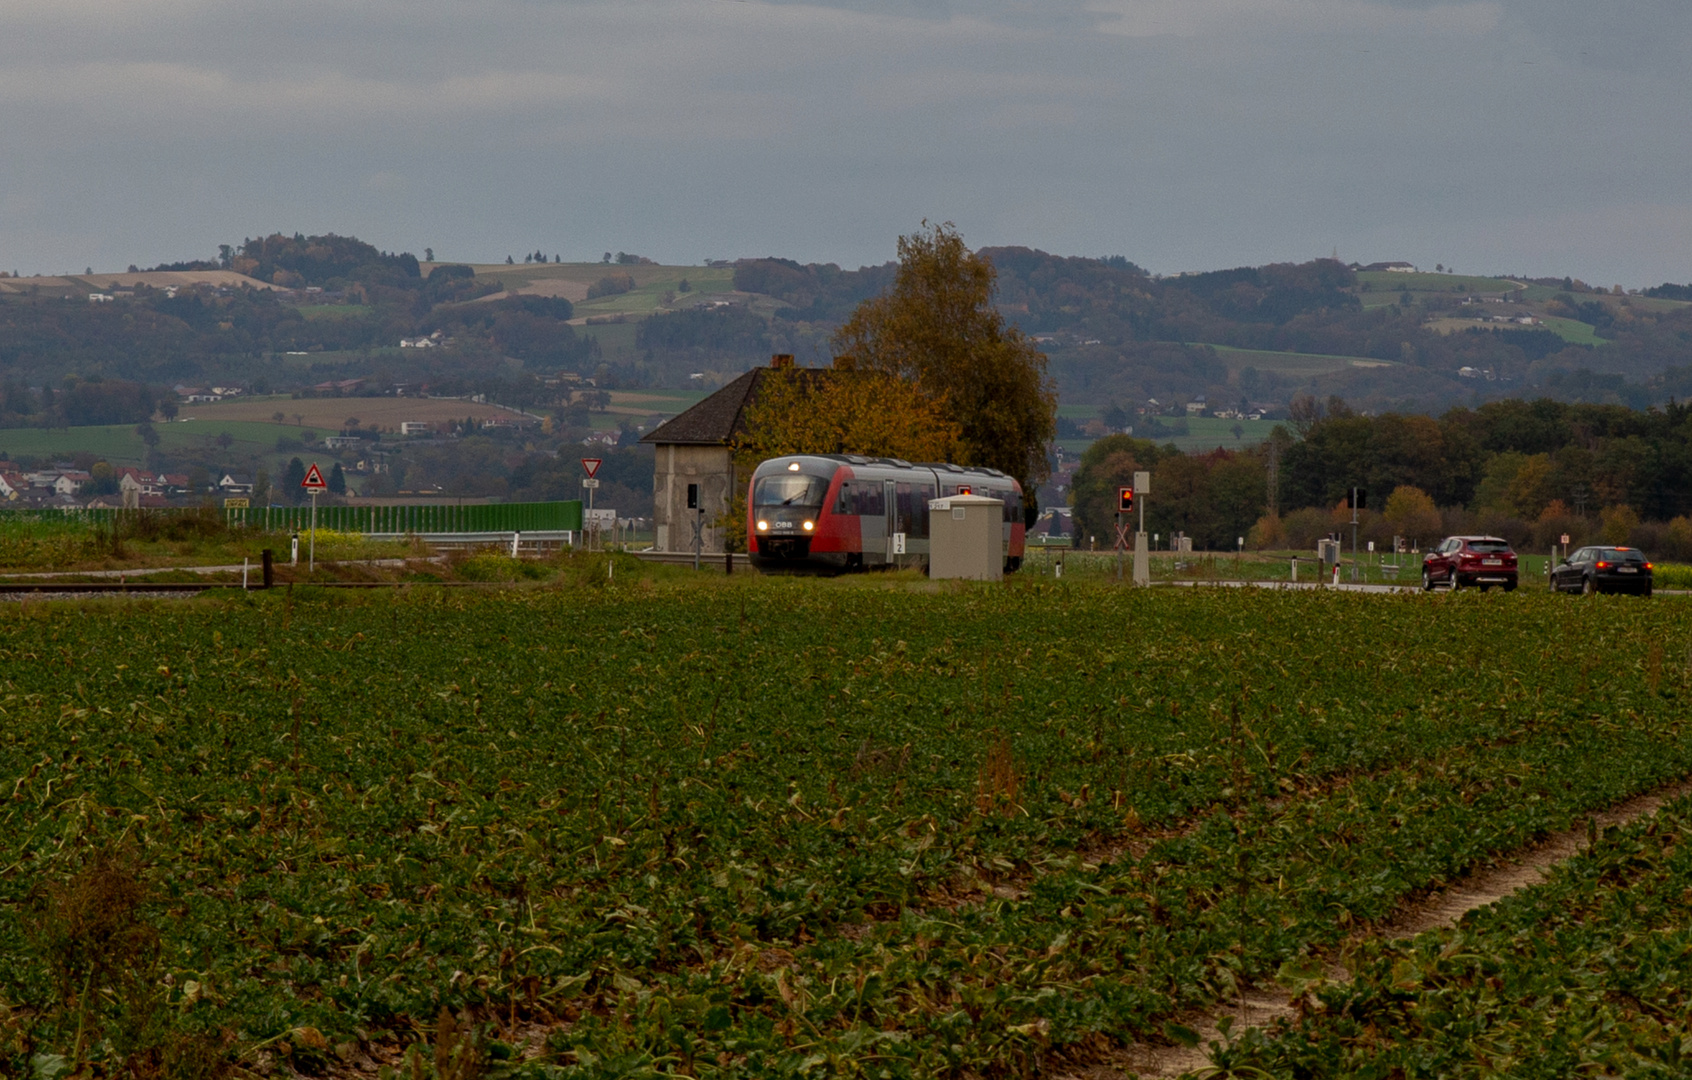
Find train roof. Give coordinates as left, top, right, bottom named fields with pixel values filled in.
left=754, top=454, right=1012, bottom=481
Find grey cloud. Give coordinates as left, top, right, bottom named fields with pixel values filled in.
left=0, top=0, right=1688, bottom=285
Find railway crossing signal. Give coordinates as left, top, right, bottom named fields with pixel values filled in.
left=300, top=463, right=326, bottom=573
left=1114, top=485, right=1136, bottom=581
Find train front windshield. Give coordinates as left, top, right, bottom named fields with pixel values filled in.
left=754, top=474, right=829, bottom=508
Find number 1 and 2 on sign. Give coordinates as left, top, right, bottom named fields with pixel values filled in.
left=300, top=462, right=328, bottom=572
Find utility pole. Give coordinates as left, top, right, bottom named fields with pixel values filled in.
left=1349, top=487, right=1365, bottom=583
left=1133, top=471, right=1150, bottom=586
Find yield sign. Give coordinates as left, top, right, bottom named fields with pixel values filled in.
left=581, top=457, right=603, bottom=479
left=301, top=463, right=328, bottom=490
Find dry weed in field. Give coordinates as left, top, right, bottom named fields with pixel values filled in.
left=29, top=846, right=228, bottom=1078
left=30, top=847, right=156, bottom=1009
left=382, top=1009, right=487, bottom=1080
left=977, top=735, right=1020, bottom=817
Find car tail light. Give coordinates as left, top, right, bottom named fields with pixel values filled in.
left=1596, top=560, right=1610, bottom=569
left=1644, top=562, right=1653, bottom=570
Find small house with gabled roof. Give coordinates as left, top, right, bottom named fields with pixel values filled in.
left=640, top=355, right=818, bottom=555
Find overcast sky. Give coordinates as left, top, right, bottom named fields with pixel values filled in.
left=4, top=0, right=1689, bottom=285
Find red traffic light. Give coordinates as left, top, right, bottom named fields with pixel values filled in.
left=1118, top=487, right=1134, bottom=513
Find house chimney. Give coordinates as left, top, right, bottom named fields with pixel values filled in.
left=832, top=354, right=856, bottom=372
left=770, top=354, right=794, bottom=370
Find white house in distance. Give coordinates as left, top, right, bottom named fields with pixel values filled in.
left=53, top=471, right=91, bottom=496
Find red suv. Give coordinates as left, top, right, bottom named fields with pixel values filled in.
left=1423, top=535, right=1518, bottom=591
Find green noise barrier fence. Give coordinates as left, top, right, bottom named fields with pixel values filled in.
left=9, top=500, right=585, bottom=534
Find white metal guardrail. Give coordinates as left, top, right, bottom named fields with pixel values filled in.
left=362, top=530, right=579, bottom=552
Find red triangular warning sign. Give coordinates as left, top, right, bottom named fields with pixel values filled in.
left=301, top=463, right=328, bottom=489
left=581, top=457, right=603, bottom=478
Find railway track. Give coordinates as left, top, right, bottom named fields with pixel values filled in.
left=0, top=580, right=499, bottom=595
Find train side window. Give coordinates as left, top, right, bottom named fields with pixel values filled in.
left=837, top=481, right=886, bottom=516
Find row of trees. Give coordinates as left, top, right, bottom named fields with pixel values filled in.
left=1071, top=395, right=1692, bottom=559
left=224, top=233, right=421, bottom=290
left=0, top=377, right=156, bottom=429
left=1279, top=395, right=1692, bottom=521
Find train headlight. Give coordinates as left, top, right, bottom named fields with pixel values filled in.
left=802, top=520, right=814, bottom=531
left=757, top=520, right=769, bottom=531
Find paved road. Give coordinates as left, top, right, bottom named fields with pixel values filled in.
left=1171, top=578, right=1688, bottom=596
left=1170, top=578, right=1417, bottom=594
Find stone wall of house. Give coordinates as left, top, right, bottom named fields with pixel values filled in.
left=651, top=444, right=736, bottom=554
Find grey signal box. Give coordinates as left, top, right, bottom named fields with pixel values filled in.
left=927, top=494, right=1004, bottom=581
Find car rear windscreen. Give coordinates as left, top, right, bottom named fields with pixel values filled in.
left=1601, top=549, right=1647, bottom=563
left=1467, top=540, right=1512, bottom=553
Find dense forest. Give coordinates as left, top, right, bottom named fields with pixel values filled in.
left=1071, top=396, right=1692, bottom=559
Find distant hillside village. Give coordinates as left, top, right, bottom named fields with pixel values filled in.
left=5, top=231, right=1692, bottom=534
left=0, top=463, right=195, bottom=509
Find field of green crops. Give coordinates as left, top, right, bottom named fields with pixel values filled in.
left=1, top=577, right=1689, bottom=1078
left=1210, top=797, right=1692, bottom=1078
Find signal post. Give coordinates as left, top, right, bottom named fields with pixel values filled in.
left=1348, top=487, right=1366, bottom=583
left=1132, top=471, right=1150, bottom=586
left=300, top=463, right=328, bottom=572
left=581, top=457, right=602, bottom=548
left=1115, top=486, right=1131, bottom=581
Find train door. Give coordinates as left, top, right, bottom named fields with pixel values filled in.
left=883, top=479, right=898, bottom=563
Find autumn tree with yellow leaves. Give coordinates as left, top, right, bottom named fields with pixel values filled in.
left=832, top=221, right=1057, bottom=516
left=721, top=363, right=962, bottom=551
left=733, top=363, right=959, bottom=467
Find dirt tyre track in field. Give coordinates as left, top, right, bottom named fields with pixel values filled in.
left=1109, top=774, right=1692, bottom=1080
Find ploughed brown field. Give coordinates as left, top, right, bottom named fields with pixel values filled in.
left=176, top=396, right=525, bottom=431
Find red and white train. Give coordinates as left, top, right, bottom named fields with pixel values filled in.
left=746, top=454, right=1025, bottom=574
